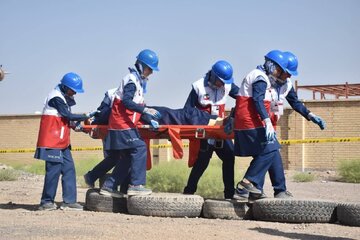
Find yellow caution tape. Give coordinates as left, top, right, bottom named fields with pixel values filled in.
left=1, top=137, right=360, bottom=153
left=279, top=137, right=360, bottom=145
left=0, top=148, right=36, bottom=153
left=72, top=147, right=104, bottom=151
left=149, top=143, right=189, bottom=149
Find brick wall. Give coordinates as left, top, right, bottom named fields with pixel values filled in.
left=280, top=99, right=360, bottom=170
left=1, top=99, right=359, bottom=170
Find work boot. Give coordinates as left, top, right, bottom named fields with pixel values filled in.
left=248, top=192, right=267, bottom=203
left=59, top=202, right=83, bottom=211
left=127, top=185, right=152, bottom=196
left=38, top=202, right=57, bottom=211
left=231, top=188, right=249, bottom=200
left=274, top=191, right=293, bottom=199
left=100, top=186, right=126, bottom=198
left=237, top=180, right=262, bottom=194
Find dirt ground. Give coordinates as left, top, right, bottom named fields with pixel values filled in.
left=0, top=170, right=359, bottom=240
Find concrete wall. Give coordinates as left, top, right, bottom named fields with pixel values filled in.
left=1, top=99, right=359, bottom=170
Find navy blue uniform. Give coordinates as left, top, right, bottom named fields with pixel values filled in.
left=183, top=77, right=239, bottom=199
left=35, top=85, right=89, bottom=205
left=238, top=68, right=311, bottom=195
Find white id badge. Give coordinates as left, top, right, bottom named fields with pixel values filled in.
left=211, top=105, right=220, bottom=116
left=271, top=100, right=284, bottom=116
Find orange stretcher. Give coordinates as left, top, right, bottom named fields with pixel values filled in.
left=82, top=125, right=233, bottom=170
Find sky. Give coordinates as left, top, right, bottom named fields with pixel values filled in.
left=1, top=0, right=360, bottom=115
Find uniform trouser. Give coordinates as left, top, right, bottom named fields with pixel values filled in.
left=103, top=143, right=147, bottom=191
left=244, top=149, right=286, bottom=195
left=184, top=139, right=235, bottom=199
left=86, top=139, right=127, bottom=191
left=86, top=150, right=118, bottom=183
left=87, top=154, right=117, bottom=182
left=40, top=148, right=76, bottom=205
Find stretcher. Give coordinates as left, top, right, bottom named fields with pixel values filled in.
left=82, top=124, right=233, bottom=169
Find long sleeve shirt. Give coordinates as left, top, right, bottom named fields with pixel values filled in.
left=252, top=80, right=311, bottom=120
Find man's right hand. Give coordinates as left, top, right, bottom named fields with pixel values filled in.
left=143, top=107, right=162, bottom=120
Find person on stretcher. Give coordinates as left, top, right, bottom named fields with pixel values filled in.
left=82, top=96, right=231, bottom=195
left=140, top=105, right=225, bottom=127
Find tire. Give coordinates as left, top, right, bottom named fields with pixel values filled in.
left=202, top=199, right=249, bottom=220
left=85, top=188, right=127, bottom=213
left=127, top=193, right=204, bottom=217
left=337, top=203, right=360, bottom=226
left=252, top=199, right=337, bottom=223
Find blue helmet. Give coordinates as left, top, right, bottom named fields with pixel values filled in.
left=211, top=60, right=234, bottom=84
left=136, top=49, right=159, bottom=71
left=283, top=51, right=298, bottom=76
left=265, top=50, right=287, bottom=72
left=60, top=72, right=84, bottom=93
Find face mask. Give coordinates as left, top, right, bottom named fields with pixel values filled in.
left=265, top=60, right=287, bottom=87
left=208, top=71, right=224, bottom=90
left=135, top=62, right=149, bottom=80
left=269, top=75, right=287, bottom=88
left=208, top=81, right=221, bottom=90
left=265, top=60, right=277, bottom=76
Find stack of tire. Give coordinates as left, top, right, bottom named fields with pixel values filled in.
left=85, top=189, right=360, bottom=226
left=85, top=190, right=248, bottom=219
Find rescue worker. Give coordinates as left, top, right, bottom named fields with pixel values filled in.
left=82, top=87, right=162, bottom=193
left=233, top=50, right=326, bottom=200
left=100, top=49, right=161, bottom=197
left=182, top=60, right=242, bottom=200
left=35, top=72, right=98, bottom=210
left=83, top=88, right=120, bottom=189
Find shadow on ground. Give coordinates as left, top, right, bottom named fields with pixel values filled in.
left=250, top=227, right=354, bottom=240
left=0, top=202, right=38, bottom=211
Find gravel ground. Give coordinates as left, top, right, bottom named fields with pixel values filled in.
left=0, top=170, right=359, bottom=240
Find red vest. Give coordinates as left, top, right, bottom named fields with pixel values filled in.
left=108, top=72, right=144, bottom=130
left=192, top=78, right=231, bottom=118
left=234, top=69, right=275, bottom=130
left=36, top=87, right=71, bottom=149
